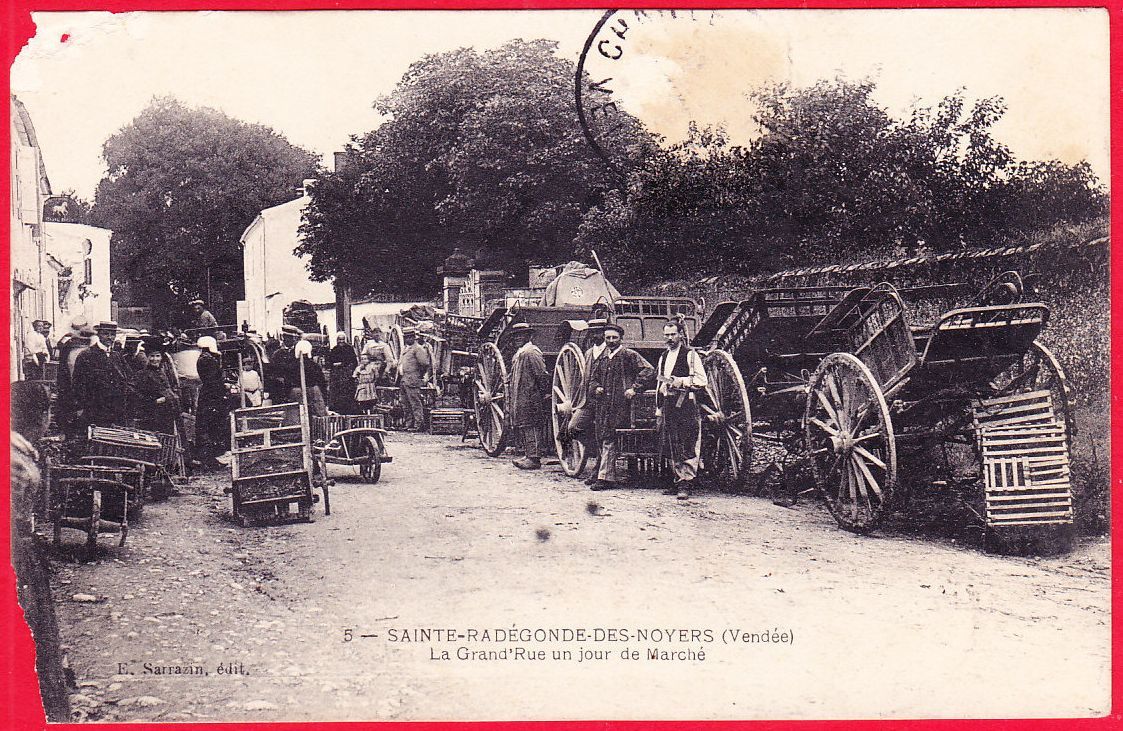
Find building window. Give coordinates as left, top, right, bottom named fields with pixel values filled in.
left=84, top=258, right=92, bottom=285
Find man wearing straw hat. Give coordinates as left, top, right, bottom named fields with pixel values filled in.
left=508, top=322, right=550, bottom=469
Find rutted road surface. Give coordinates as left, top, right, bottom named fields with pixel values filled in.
left=52, top=433, right=1110, bottom=721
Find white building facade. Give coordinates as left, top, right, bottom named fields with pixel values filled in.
left=42, top=222, right=114, bottom=328
left=239, top=184, right=335, bottom=338
left=10, top=95, right=52, bottom=381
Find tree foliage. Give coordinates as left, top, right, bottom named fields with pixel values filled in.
left=298, top=40, right=643, bottom=298
left=576, top=78, right=1107, bottom=285
left=91, top=97, right=318, bottom=324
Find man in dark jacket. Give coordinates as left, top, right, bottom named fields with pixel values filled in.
left=72, top=321, right=128, bottom=432
left=508, top=323, right=550, bottom=470
left=55, top=320, right=95, bottom=440
left=587, top=323, right=654, bottom=490
left=194, top=336, right=227, bottom=470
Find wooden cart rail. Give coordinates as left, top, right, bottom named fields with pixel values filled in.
left=47, top=462, right=145, bottom=558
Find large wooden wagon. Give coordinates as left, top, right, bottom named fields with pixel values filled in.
left=471, top=295, right=704, bottom=476
left=693, top=275, right=1074, bottom=541
left=229, top=402, right=318, bottom=526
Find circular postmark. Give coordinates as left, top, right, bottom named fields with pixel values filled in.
left=576, top=9, right=790, bottom=177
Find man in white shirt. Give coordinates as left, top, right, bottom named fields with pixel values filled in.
left=655, top=319, right=708, bottom=500
left=23, top=320, right=51, bottom=379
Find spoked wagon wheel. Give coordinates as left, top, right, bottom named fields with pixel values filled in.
left=388, top=325, right=406, bottom=364
left=359, top=436, right=382, bottom=484
left=989, top=340, right=1076, bottom=439
left=701, top=349, right=753, bottom=490
left=473, top=342, right=508, bottom=457
left=551, top=343, right=588, bottom=478
left=804, top=353, right=897, bottom=533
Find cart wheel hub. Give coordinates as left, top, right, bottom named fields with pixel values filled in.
left=479, top=393, right=492, bottom=406
left=831, top=433, right=854, bottom=454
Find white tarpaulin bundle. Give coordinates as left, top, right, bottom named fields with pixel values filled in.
left=541, top=261, right=620, bottom=307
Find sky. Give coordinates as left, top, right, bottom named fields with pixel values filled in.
left=10, top=8, right=1110, bottom=200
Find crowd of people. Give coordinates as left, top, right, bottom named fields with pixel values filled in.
left=509, top=317, right=709, bottom=501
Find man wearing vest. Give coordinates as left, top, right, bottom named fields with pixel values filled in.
left=655, top=318, right=708, bottom=500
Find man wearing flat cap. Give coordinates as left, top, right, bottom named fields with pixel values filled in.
left=188, top=299, right=218, bottom=332
left=508, top=323, right=550, bottom=469
left=397, top=328, right=431, bottom=431
left=587, top=322, right=654, bottom=489
left=72, top=321, right=128, bottom=431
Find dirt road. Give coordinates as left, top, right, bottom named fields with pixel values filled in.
left=51, top=433, right=1110, bottom=722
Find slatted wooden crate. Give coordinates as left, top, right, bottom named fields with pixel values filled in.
left=972, top=391, right=1072, bottom=528
left=429, top=408, right=467, bottom=435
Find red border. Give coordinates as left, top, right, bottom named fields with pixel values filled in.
left=3, top=1, right=1119, bottom=730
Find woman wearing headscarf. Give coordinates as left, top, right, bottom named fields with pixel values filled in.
left=326, top=331, right=358, bottom=414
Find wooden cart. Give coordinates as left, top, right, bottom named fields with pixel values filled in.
left=694, top=276, right=1074, bottom=543
left=229, top=402, right=318, bottom=526
left=47, top=461, right=146, bottom=559
left=311, top=413, right=392, bottom=483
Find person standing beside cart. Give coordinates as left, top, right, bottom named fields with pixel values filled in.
left=397, top=328, right=431, bottom=431
left=508, top=323, right=551, bottom=470
left=194, top=336, right=228, bottom=471
left=353, top=353, right=380, bottom=413
left=655, top=318, right=708, bottom=500
left=361, top=326, right=397, bottom=385
left=587, top=323, right=654, bottom=490
left=132, top=341, right=180, bottom=434
left=72, top=321, right=129, bottom=432
left=55, top=320, right=96, bottom=441
left=569, top=317, right=608, bottom=485
left=327, top=331, right=358, bottom=414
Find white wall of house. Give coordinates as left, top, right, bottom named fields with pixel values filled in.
left=43, top=222, right=113, bottom=329
left=10, top=96, right=51, bottom=381
left=240, top=188, right=334, bottom=338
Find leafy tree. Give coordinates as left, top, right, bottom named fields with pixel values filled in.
left=298, top=40, right=646, bottom=299
left=91, top=97, right=318, bottom=324
left=577, top=78, right=1106, bottom=286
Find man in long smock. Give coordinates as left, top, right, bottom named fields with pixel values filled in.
left=655, top=319, right=708, bottom=500
left=507, top=323, right=550, bottom=470
left=397, top=328, right=431, bottom=431
left=587, top=323, right=654, bottom=490
left=194, top=336, right=228, bottom=471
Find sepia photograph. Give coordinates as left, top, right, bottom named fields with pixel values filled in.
left=5, top=5, right=1113, bottom=725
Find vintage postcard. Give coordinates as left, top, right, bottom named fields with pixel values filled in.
left=5, top=5, right=1112, bottom=725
